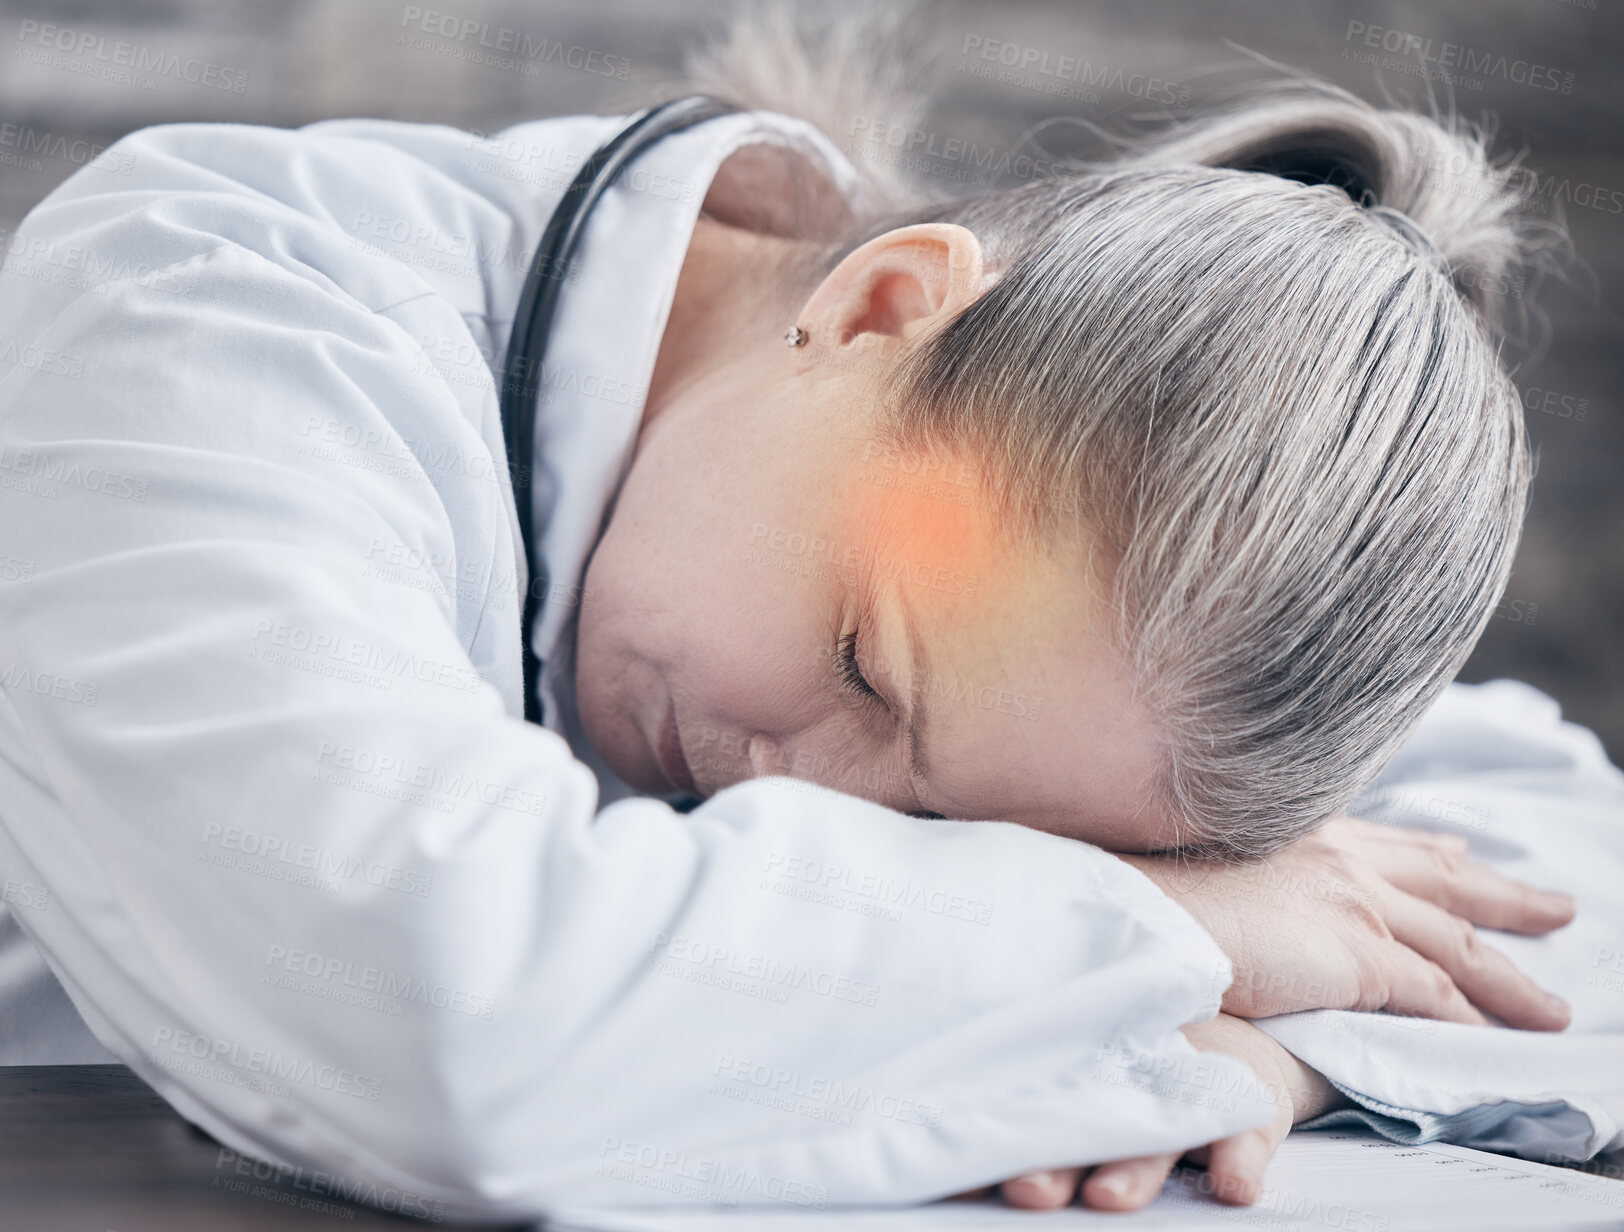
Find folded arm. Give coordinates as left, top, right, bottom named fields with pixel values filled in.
left=989, top=796, right=1582, bottom=1211
left=1255, top=680, right=1624, bottom=1165
left=0, top=192, right=1284, bottom=1219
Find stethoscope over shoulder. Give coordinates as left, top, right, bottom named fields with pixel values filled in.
left=501, top=95, right=740, bottom=725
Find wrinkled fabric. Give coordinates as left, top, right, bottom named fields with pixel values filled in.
left=1260, top=679, right=1624, bottom=1164
left=0, top=110, right=1274, bottom=1220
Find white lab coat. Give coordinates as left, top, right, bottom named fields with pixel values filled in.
left=1264, top=680, right=1624, bottom=1162
left=0, top=108, right=1271, bottom=1219
left=0, top=108, right=1617, bottom=1220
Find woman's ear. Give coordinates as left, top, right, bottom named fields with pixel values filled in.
left=798, top=223, right=985, bottom=353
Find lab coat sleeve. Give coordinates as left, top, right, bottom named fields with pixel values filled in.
left=0, top=204, right=1275, bottom=1218
left=1256, top=680, right=1624, bottom=1164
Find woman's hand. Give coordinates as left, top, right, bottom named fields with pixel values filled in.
left=986, top=1014, right=1342, bottom=1211
left=1120, top=815, right=1575, bottom=1029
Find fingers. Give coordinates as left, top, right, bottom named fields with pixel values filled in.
left=1172, top=1016, right=1299, bottom=1207
left=1000, top=1153, right=1184, bottom=1212
left=1394, top=857, right=1574, bottom=935
left=1349, top=824, right=1575, bottom=935
left=1202, top=1128, right=1279, bottom=1206
left=1367, top=937, right=1490, bottom=1026
left=1378, top=887, right=1570, bottom=1030
left=999, top=1167, right=1083, bottom=1210
left=1080, top=1152, right=1181, bottom=1211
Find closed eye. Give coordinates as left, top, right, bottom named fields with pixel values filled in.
left=837, top=629, right=942, bottom=820
left=835, top=629, right=882, bottom=706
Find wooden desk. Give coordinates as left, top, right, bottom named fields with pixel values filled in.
left=0, top=1064, right=532, bottom=1229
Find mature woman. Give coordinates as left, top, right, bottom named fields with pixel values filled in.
left=0, top=6, right=1610, bottom=1222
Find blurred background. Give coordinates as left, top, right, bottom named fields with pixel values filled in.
left=1, top=0, right=1619, bottom=760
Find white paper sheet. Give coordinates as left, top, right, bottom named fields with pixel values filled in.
left=543, top=1129, right=1624, bottom=1231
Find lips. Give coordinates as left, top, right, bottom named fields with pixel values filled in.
left=656, top=701, right=699, bottom=798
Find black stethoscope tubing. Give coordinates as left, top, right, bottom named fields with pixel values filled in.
left=500, top=95, right=739, bottom=724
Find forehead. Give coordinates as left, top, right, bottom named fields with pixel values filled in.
left=837, top=441, right=1174, bottom=850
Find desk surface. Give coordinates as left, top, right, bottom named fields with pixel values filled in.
left=10, top=1065, right=1624, bottom=1231
left=0, top=1063, right=529, bottom=1230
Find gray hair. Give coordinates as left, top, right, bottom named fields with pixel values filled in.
left=679, top=4, right=1545, bottom=858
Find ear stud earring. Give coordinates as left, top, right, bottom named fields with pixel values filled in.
left=783, top=324, right=810, bottom=348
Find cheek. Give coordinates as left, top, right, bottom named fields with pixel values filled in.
left=578, top=497, right=827, bottom=731
left=586, top=421, right=844, bottom=710
left=680, top=567, right=828, bottom=728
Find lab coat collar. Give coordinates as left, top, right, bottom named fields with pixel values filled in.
left=528, top=108, right=864, bottom=807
